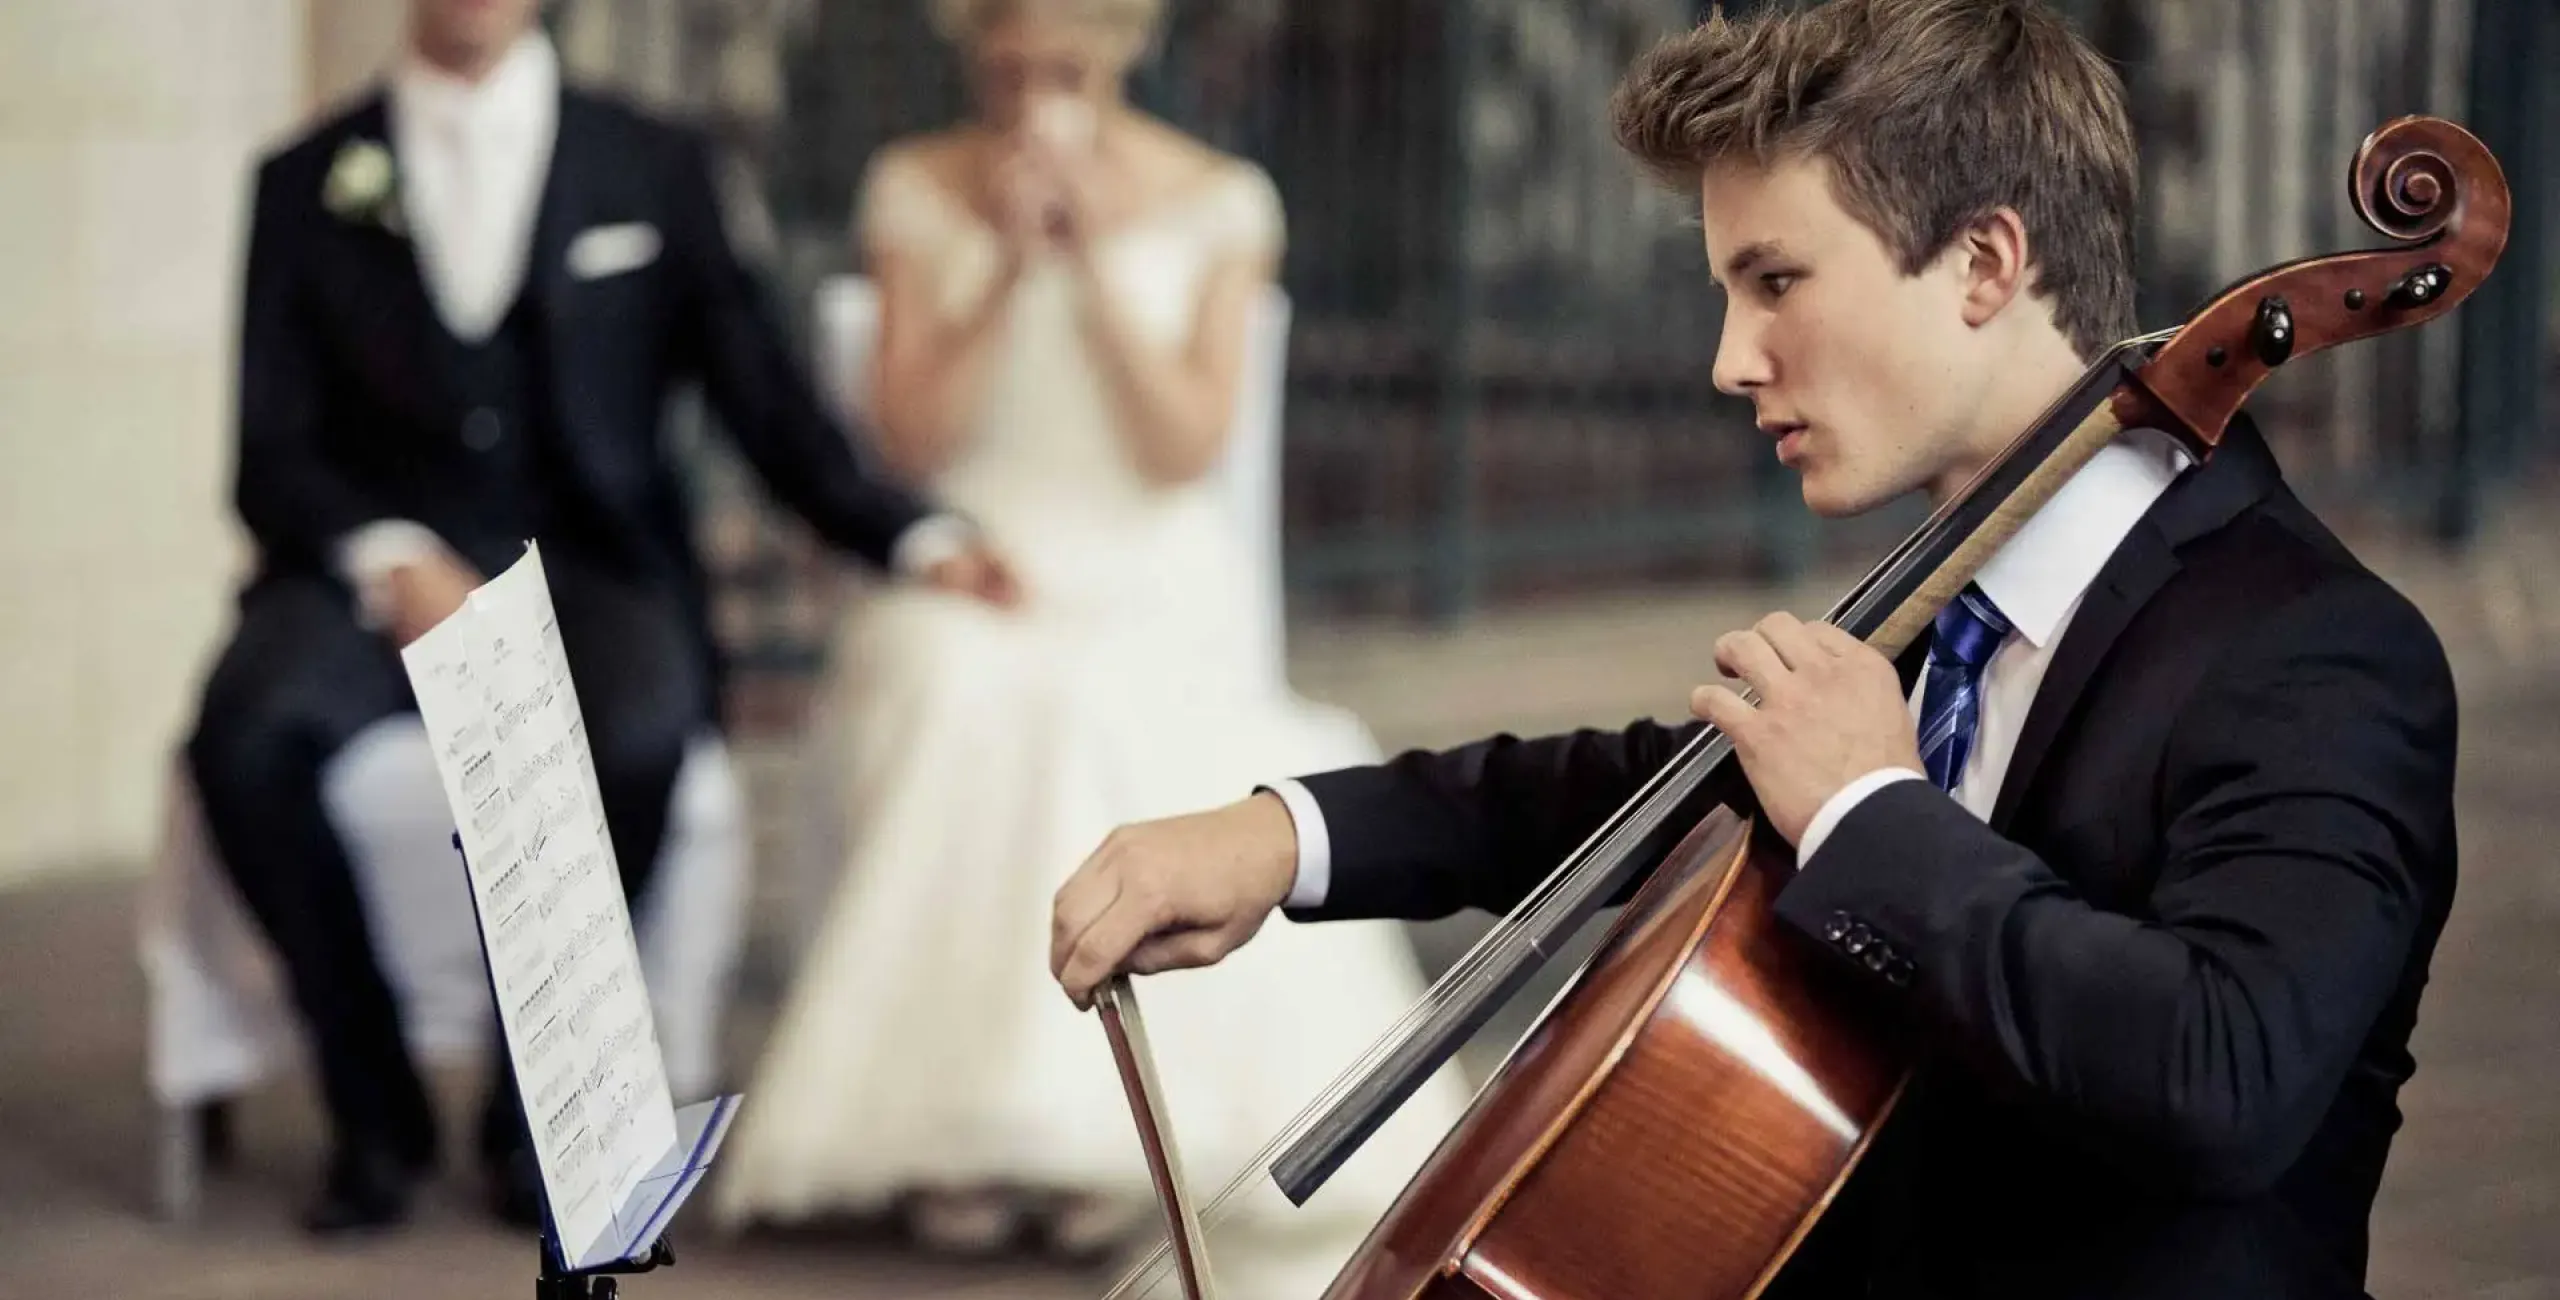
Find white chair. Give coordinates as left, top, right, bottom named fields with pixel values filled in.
left=137, top=716, right=751, bottom=1221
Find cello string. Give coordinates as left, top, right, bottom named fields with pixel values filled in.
left=1395, top=342, right=2169, bottom=1037
left=1093, top=703, right=1780, bottom=1297
left=1380, top=330, right=2170, bottom=1059
left=1097, top=332, right=2179, bottom=1297
left=1100, top=538, right=1934, bottom=1297
left=1359, top=428, right=1999, bottom=1019
left=1092, top=502, right=1949, bottom=1296
left=1096, top=508, right=1984, bottom=1295
left=1091, top=724, right=1750, bottom=1298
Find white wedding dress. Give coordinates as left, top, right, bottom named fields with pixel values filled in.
left=711, top=144, right=1471, bottom=1292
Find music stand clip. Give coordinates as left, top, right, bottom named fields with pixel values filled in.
left=537, top=1233, right=676, bottom=1300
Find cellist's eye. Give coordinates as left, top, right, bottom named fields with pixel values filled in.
left=1762, top=271, right=1802, bottom=298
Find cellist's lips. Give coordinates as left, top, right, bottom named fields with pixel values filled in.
left=1761, top=421, right=1810, bottom=464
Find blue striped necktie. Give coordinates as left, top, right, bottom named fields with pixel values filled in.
left=1917, top=584, right=2014, bottom=792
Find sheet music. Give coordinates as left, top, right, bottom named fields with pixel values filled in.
left=402, top=545, right=678, bottom=1268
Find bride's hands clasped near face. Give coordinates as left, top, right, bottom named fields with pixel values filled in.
left=962, top=6, right=1133, bottom=261
left=986, top=100, right=1107, bottom=267
left=990, top=146, right=1065, bottom=262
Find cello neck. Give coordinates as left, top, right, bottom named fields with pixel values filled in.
left=1834, top=334, right=2175, bottom=655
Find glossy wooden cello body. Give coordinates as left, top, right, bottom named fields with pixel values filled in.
left=1099, top=114, right=2511, bottom=1300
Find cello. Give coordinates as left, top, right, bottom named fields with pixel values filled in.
left=1096, top=112, right=2511, bottom=1300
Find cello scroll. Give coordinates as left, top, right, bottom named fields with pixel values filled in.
left=2120, top=115, right=2511, bottom=445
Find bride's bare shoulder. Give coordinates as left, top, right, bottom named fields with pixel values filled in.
left=1125, top=119, right=1272, bottom=216
left=869, top=129, right=983, bottom=191
left=1133, top=120, right=1235, bottom=179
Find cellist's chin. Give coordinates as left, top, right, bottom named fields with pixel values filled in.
left=1799, top=443, right=1972, bottom=519
left=1795, top=462, right=1902, bottom=520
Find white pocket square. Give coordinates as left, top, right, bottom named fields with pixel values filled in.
left=565, top=222, right=661, bottom=280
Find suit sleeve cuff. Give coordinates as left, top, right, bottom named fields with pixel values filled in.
left=1798, top=767, right=1926, bottom=866
left=1260, top=779, right=1332, bottom=910
left=888, top=512, right=975, bottom=578
left=334, top=520, right=449, bottom=631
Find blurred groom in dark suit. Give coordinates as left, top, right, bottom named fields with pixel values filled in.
left=187, top=0, right=1018, bottom=1235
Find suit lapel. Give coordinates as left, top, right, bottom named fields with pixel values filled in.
left=1990, top=523, right=2179, bottom=831
left=524, top=89, right=613, bottom=478
left=329, top=94, right=459, bottom=425
left=1988, top=418, right=2284, bottom=831
left=526, top=90, right=599, bottom=329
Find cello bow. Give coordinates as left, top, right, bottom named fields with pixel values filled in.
left=1098, top=974, right=1222, bottom=1299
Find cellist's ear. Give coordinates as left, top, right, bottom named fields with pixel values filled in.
left=1954, top=206, right=2034, bottom=330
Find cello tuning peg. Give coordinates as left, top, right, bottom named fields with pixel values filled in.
left=2387, top=263, right=2453, bottom=310
left=2250, top=295, right=2295, bottom=368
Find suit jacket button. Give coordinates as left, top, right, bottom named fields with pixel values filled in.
left=463, top=407, right=504, bottom=451
left=1886, top=956, right=1915, bottom=987
left=1822, top=913, right=1851, bottom=943
left=1844, top=923, right=1873, bottom=954
left=1860, top=945, right=1891, bottom=973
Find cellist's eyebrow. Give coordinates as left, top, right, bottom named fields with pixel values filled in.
left=1713, top=240, right=1788, bottom=289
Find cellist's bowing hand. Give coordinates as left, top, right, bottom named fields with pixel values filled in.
left=1689, top=612, right=1922, bottom=847
left=1050, top=793, right=1302, bottom=1010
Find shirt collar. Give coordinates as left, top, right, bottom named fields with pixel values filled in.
left=1968, top=427, right=2194, bottom=649
left=392, top=29, right=558, bottom=133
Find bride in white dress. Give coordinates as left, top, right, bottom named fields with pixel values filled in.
left=711, top=0, right=1469, bottom=1287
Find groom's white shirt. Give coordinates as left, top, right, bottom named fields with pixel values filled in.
left=334, top=34, right=969, bottom=628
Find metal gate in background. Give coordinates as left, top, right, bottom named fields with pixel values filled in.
left=752, top=0, right=1839, bottom=630
left=557, top=0, right=2555, bottom=690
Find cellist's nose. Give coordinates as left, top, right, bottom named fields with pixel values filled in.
left=1713, top=301, right=1773, bottom=398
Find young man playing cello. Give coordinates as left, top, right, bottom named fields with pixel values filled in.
left=1050, top=0, right=2460, bottom=1294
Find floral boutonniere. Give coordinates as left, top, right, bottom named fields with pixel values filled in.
left=323, top=138, right=404, bottom=236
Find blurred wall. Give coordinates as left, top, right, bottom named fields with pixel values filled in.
left=0, top=1, right=401, bottom=888
left=308, top=0, right=410, bottom=114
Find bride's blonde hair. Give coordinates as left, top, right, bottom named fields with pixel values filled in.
left=929, top=0, right=1165, bottom=43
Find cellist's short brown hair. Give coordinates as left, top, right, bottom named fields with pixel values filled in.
left=1611, top=0, right=2137, bottom=358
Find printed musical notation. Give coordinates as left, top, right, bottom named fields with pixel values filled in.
left=402, top=546, right=677, bottom=1269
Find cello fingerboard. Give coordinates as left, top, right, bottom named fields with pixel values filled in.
left=1867, top=403, right=2127, bottom=657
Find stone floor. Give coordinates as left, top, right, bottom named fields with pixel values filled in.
left=7, top=505, right=2560, bottom=1299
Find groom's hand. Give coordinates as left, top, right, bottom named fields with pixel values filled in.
left=923, top=541, right=1023, bottom=608
left=1051, top=793, right=1300, bottom=1010
left=383, top=551, right=482, bottom=648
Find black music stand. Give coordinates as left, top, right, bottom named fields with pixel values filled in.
left=452, top=832, right=734, bottom=1300
left=536, top=1229, right=675, bottom=1300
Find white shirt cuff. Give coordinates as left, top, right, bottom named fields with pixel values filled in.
left=1261, top=779, right=1332, bottom=910
left=889, top=513, right=975, bottom=578
left=334, top=519, right=450, bottom=631
left=1797, top=767, right=1926, bottom=867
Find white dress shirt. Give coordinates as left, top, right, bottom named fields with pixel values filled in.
left=1273, top=430, right=2194, bottom=909
left=335, top=33, right=560, bottom=617
left=394, top=30, right=558, bottom=345
left=334, top=33, right=967, bottom=623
